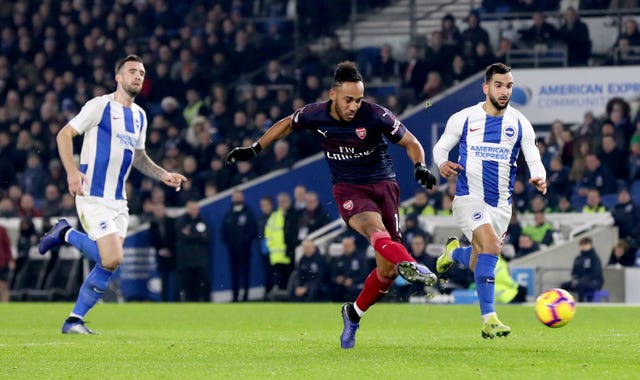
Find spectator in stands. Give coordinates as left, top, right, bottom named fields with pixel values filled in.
left=597, top=134, right=628, bottom=181
left=607, top=97, right=634, bottom=143
left=42, top=184, right=62, bottom=217
left=298, top=191, right=331, bottom=240
left=614, top=18, right=640, bottom=48
left=511, top=178, right=530, bottom=214
left=494, top=255, right=528, bottom=304
left=569, top=139, right=591, bottom=186
left=400, top=45, right=428, bottom=100
left=175, top=199, right=211, bottom=302
left=265, top=192, right=296, bottom=290
left=322, top=35, right=351, bottom=74
left=0, top=223, right=14, bottom=302
left=221, top=189, right=258, bottom=302
left=578, top=154, right=617, bottom=197
left=505, top=207, right=523, bottom=252
left=522, top=211, right=555, bottom=246
left=328, top=235, right=368, bottom=302
left=445, top=54, right=472, bottom=86
left=519, top=11, right=558, bottom=47
left=573, top=111, right=598, bottom=144
left=149, top=202, right=178, bottom=302
left=553, top=196, right=575, bottom=213
left=419, top=70, right=445, bottom=101
left=16, top=216, right=37, bottom=277
left=292, top=185, right=307, bottom=212
left=425, top=30, right=455, bottom=75
left=0, top=198, right=17, bottom=218
left=546, top=155, right=571, bottom=208
left=402, top=214, right=429, bottom=251
left=290, top=239, right=326, bottom=302
left=0, top=131, right=16, bottom=192
left=629, top=134, right=640, bottom=182
left=518, top=233, right=541, bottom=258
left=229, top=160, right=258, bottom=187
left=461, top=11, right=490, bottom=60
left=582, top=188, right=608, bottom=213
left=257, top=195, right=275, bottom=299
left=557, top=6, right=591, bottom=66
left=470, top=41, right=496, bottom=73
left=440, top=14, right=461, bottom=53
left=371, top=43, right=399, bottom=81
left=404, top=189, right=436, bottom=217
left=608, top=239, right=636, bottom=267
left=561, top=236, right=603, bottom=302
left=494, top=37, right=513, bottom=63
left=18, top=194, right=42, bottom=218
left=611, top=187, right=640, bottom=243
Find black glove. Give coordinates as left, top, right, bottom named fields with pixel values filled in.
left=225, top=142, right=262, bottom=164
left=414, top=163, right=436, bottom=189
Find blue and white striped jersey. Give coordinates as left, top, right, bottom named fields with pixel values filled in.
left=433, top=102, right=546, bottom=207
left=69, top=93, right=147, bottom=200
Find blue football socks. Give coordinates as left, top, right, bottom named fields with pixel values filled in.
left=71, top=265, right=112, bottom=318
left=475, top=253, right=498, bottom=316
left=452, top=246, right=472, bottom=268
left=67, top=230, right=102, bottom=264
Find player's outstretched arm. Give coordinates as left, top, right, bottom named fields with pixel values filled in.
left=133, top=149, right=187, bottom=190
left=225, top=115, right=294, bottom=164
left=397, top=130, right=436, bottom=189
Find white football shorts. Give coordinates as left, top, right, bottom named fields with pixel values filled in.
left=75, top=196, right=129, bottom=240
left=452, top=195, right=512, bottom=242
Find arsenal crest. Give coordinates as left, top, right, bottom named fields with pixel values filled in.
left=343, top=200, right=354, bottom=210
left=355, top=127, right=366, bottom=139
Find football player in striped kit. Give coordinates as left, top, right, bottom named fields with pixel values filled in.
left=39, top=55, right=187, bottom=334
left=433, top=63, right=547, bottom=339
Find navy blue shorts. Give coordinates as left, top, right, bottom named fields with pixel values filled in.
left=332, top=180, right=402, bottom=242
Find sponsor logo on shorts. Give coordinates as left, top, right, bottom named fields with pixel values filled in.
left=343, top=200, right=354, bottom=210
left=355, top=127, right=366, bottom=139
left=472, top=212, right=483, bottom=221
left=99, top=221, right=109, bottom=230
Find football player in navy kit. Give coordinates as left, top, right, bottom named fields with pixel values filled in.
left=226, top=61, right=437, bottom=349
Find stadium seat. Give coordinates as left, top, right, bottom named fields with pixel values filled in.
left=10, top=248, right=51, bottom=301
left=26, top=247, right=81, bottom=301
left=600, top=193, right=618, bottom=210
left=630, top=180, right=640, bottom=205
left=587, top=289, right=610, bottom=303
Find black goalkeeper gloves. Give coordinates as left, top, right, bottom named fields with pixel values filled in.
left=225, top=142, right=262, bottom=164
left=414, top=163, right=436, bottom=190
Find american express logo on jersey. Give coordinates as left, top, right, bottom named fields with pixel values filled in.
left=116, top=132, right=138, bottom=149
left=469, top=144, right=511, bottom=161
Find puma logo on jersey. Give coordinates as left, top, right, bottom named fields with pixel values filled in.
left=317, top=129, right=328, bottom=138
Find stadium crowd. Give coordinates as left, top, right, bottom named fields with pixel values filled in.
left=1, top=0, right=640, bottom=301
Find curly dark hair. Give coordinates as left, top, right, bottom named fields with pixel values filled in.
left=332, top=61, right=363, bottom=88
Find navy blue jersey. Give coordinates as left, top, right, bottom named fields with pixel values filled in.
left=291, top=100, right=406, bottom=184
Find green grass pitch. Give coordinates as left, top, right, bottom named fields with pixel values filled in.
left=1, top=303, right=638, bottom=379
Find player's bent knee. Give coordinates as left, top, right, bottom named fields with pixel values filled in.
left=101, top=255, right=123, bottom=270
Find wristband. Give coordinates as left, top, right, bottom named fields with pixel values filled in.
left=251, top=142, right=262, bottom=155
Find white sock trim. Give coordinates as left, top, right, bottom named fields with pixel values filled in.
left=69, top=313, right=83, bottom=320
left=353, top=302, right=365, bottom=317
left=482, top=312, right=497, bottom=324
left=64, top=229, right=72, bottom=242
